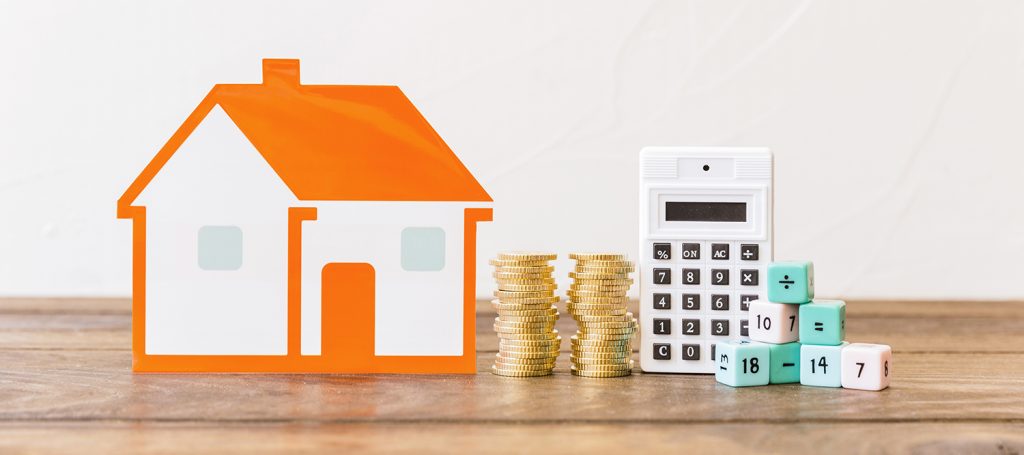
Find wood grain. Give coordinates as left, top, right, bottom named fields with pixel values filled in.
left=0, top=297, right=1022, bottom=454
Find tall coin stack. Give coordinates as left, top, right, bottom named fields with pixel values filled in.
left=490, top=252, right=561, bottom=377
left=566, top=253, right=639, bottom=378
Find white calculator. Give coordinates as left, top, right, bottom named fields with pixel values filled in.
left=638, top=147, right=773, bottom=374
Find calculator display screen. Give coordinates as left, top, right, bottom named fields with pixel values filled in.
left=665, top=202, right=747, bottom=222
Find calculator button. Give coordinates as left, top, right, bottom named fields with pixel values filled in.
left=653, top=343, right=671, bottom=360
left=711, top=319, right=730, bottom=336
left=681, top=268, right=700, bottom=285
left=653, top=243, right=671, bottom=260
left=740, top=269, right=759, bottom=286
left=711, top=294, right=729, bottom=311
left=711, top=243, right=730, bottom=260
left=710, top=268, right=729, bottom=286
left=681, top=343, right=700, bottom=360
left=653, top=293, right=671, bottom=310
left=740, top=244, right=759, bottom=261
left=681, top=243, right=700, bottom=260
left=653, top=268, right=671, bottom=285
left=682, top=294, right=700, bottom=310
left=653, top=318, right=671, bottom=335
left=681, top=319, right=700, bottom=336
left=740, top=295, right=758, bottom=311
left=740, top=319, right=750, bottom=337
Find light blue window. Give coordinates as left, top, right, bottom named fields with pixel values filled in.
left=401, top=227, right=445, bottom=271
left=198, top=225, right=243, bottom=271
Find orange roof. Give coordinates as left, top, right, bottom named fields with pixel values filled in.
left=119, top=59, right=490, bottom=213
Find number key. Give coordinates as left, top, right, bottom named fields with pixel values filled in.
left=653, top=318, right=671, bottom=335
left=681, top=344, right=700, bottom=360
left=653, top=268, right=671, bottom=285
left=711, top=319, right=730, bottom=336
left=653, top=293, right=671, bottom=310
left=682, top=268, right=700, bottom=285
left=711, top=269, right=729, bottom=286
left=682, top=294, right=700, bottom=310
left=681, top=319, right=700, bottom=335
left=711, top=294, right=729, bottom=311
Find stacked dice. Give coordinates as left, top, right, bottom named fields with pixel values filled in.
left=715, top=261, right=893, bottom=391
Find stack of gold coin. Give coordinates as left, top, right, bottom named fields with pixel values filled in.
left=566, top=253, right=639, bottom=378
left=490, top=252, right=561, bottom=377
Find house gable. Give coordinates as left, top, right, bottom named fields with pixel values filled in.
left=135, top=104, right=297, bottom=213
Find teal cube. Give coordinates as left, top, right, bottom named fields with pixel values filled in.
left=715, top=341, right=770, bottom=387
left=767, top=261, right=814, bottom=304
left=800, top=342, right=848, bottom=387
left=799, top=299, right=846, bottom=345
left=768, top=342, right=801, bottom=384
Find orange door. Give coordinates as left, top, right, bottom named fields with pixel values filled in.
left=321, top=262, right=376, bottom=372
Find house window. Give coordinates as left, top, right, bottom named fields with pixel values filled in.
left=198, top=225, right=243, bottom=271
left=401, top=227, right=445, bottom=271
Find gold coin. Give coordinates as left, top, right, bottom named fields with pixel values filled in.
left=570, top=253, right=627, bottom=261
left=494, top=290, right=556, bottom=299
left=570, top=368, right=631, bottom=378
left=572, top=312, right=634, bottom=322
left=569, top=271, right=632, bottom=281
left=567, top=290, right=628, bottom=299
left=576, top=321, right=636, bottom=330
left=495, top=354, right=559, bottom=365
left=570, top=335, right=631, bottom=346
left=570, top=350, right=633, bottom=359
left=570, top=277, right=634, bottom=285
left=493, top=322, right=556, bottom=331
left=574, top=266, right=635, bottom=274
left=492, top=297, right=558, bottom=305
left=495, top=306, right=558, bottom=317
left=493, top=265, right=555, bottom=273
left=491, top=366, right=552, bottom=377
left=495, top=278, right=556, bottom=286
left=571, top=361, right=634, bottom=372
left=494, top=271, right=554, bottom=280
left=566, top=308, right=628, bottom=316
left=571, top=357, right=632, bottom=366
left=498, top=252, right=557, bottom=261
left=499, top=337, right=562, bottom=347
left=497, top=330, right=560, bottom=340
left=498, top=349, right=560, bottom=359
left=495, top=282, right=558, bottom=292
left=572, top=259, right=634, bottom=268
left=489, top=258, right=552, bottom=267
left=566, top=296, right=629, bottom=305
left=492, top=360, right=556, bottom=372
left=569, top=284, right=632, bottom=293
left=491, top=304, right=558, bottom=314
left=573, top=332, right=635, bottom=341
left=496, top=314, right=559, bottom=323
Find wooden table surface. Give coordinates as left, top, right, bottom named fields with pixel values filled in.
left=1, top=298, right=1023, bottom=454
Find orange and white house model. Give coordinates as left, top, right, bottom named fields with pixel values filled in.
left=117, top=59, right=492, bottom=373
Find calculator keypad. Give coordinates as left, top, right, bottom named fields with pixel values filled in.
left=642, top=240, right=769, bottom=373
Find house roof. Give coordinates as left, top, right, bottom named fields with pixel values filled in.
left=119, top=59, right=491, bottom=213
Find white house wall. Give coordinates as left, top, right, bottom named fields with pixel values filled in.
left=301, top=202, right=469, bottom=356
left=136, top=106, right=297, bottom=355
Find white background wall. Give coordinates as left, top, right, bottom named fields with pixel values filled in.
left=1, top=0, right=1023, bottom=300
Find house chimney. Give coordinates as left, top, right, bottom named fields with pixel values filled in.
left=262, top=59, right=300, bottom=86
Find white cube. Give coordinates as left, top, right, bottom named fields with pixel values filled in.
left=840, top=343, right=893, bottom=391
left=748, top=300, right=799, bottom=344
